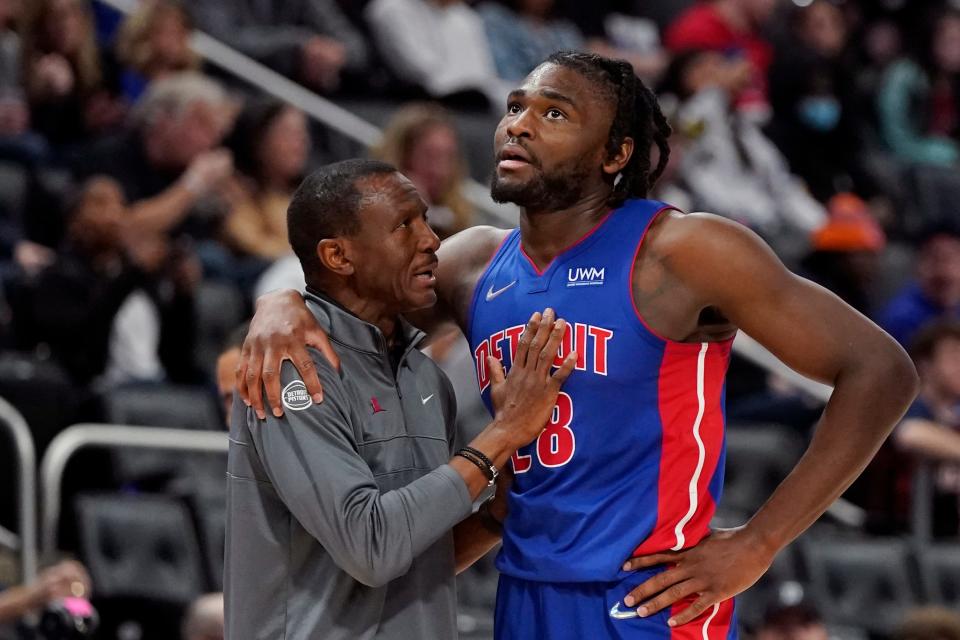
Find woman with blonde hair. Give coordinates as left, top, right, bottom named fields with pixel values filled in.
left=372, top=102, right=474, bottom=239
left=115, top=0, right=199, bottom=100
left=21, top=0, right=124, bottom=146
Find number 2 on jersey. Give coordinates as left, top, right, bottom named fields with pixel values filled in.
left=512, top=392, right=575, bottom=473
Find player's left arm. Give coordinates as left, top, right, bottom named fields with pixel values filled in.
left=621, top=213, right=919, bottom=625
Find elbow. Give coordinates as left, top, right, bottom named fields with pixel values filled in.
left=873, top=337, right=920, bottom=406
left=347, top=560, right=408, bottom=589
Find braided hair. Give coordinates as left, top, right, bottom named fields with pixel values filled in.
left=544, top=51, right=672, bottom=206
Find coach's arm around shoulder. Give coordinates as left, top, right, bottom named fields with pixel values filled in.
left=620, top=213, right=919, bottom=626
left=245, top=310, right=575, bottom=587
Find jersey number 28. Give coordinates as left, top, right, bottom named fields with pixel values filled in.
left=511, top=392, right=575, bottom=472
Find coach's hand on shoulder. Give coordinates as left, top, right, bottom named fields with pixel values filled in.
left=488, top=308, right=577, bottom=449
left=619, top=527, right=774, bottom=627
left=237, top=289, right=340, bottom=420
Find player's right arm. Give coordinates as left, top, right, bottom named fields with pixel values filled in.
left=237, top=225, right=510, bottom=418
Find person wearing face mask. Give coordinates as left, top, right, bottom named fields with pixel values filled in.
left=878, top=6, right=960, bottom=167
left=767, top=0, right=882, bottom=204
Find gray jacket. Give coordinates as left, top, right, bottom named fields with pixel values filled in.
left=224, top=293, right=473, bottom=639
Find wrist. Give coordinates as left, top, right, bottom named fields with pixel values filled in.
left=740, top=520, right=783, bottom=561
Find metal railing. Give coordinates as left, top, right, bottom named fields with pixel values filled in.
left=0, top=397, right=37, bottom=583
left=39, top=425, right=228, bottom=558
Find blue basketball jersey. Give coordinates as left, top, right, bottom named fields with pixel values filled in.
left=467, top=199, right=733, bottom=583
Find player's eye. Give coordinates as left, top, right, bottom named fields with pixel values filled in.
left=507, top=102, right=522, bottom=115
left=546, top=108, right=566, bottom=120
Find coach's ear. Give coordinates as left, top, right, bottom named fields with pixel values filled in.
left=317, top=238, right=355, bottom=276
left=602, top=136, right=634, bottom=176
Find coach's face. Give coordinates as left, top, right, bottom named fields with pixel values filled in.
left=491, top=63, right=620, bottom=211
left=346, top=172, right=440, bottom=313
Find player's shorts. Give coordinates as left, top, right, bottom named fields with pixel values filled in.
left=494, top=569, right=737, bottom=640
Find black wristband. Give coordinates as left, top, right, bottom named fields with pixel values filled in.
left=461, top=445, right=494, bottom=471
left=455, top=450, right=493, bottom=481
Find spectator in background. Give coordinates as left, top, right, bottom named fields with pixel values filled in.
left=365, top=0, right=506, bottom=108
left=877, top=7, right=960, bottom=167
left=0, top=560, right=92, bottom=625
left=877, top=225, right=960, bottom=347
left=371, top=103, right=473, bottom=239
left=220, top=98, right=309, bottom=265
left=756, top=601, right=828, bottom=640
left=215, top=323, right=248, bottom=425
left=665, top=0, right=777, bottom=118
left=20, top=0, right=125, bottom=149
left=182, top=592, right=224, bottom=640
left=550, top=0, right=668, bottom=83
left=190, top=0, right=369, bottom=95
left=895, top=321, right=960, bottom=537
left=895, top=607, right=960, bottom=640
left=801, top=194, right=886, bottom=315
left=660, top=48, right=826, bottom=257
left=478, top=0, right=585, bottom=82
left=32, top=176, right=200, bottom=388
left=114, top=0, right=199, bottom=101
left=78, top=72, right=235, bottom=240
left=767, top=0, right=881, bottom=205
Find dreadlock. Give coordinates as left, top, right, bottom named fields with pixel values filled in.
left=545, top=51, right=672, bottom=207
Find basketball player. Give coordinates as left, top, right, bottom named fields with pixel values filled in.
left=237, top=52, right=918, bottom=638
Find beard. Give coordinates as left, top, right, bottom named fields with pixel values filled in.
left=490, top=158, right=593, bottom=211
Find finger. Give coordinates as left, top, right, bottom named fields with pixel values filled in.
left=537, top=319, right=566, bottom=374
left=551, top=351, right=578, bottom=385
left=668, top=595, right=718, bottom=627
left=622, top=567, right=691, bottom=607
left=309, top=329, right=341, bottom=374
left=262, top=348, right=284, bottom=418
left=293, top=343, right=324, bottom=404
left=488, top=356, right=506, bottom=386
left=514, top=311, right=540, bottom=369
left=245, top=347, right=266, bottom=420
left=236, top=343, right=252, bottom=406
left=526, top=308, right=555, bottom=369
left=623, top=552, right=683, bottom=572
left=637, top=580, right=701, bottom=618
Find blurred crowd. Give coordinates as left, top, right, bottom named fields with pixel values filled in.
left=2, top=0, right=960, bottom=637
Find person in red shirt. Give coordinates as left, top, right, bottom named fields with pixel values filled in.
left=665, top=0, right=776, bottom=117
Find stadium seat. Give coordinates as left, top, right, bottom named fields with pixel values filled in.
left=721, top=423, right=805, bottom=514
left=74, top=492, right=207, bottom=602
left=103, top=385, right=223, bottom=488
left=917, top=543, right=960, bottom=606
left=736, top=544, right=801, bottom=630
left=800, top=536, right=919, bottom=635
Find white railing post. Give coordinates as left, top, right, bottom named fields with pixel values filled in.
left=0, top=397, right=37, bottom=583
left=39, top=425, right=228, bottom=558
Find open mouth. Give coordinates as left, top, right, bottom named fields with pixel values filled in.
left=497, top=145, right=534, bottom=170
left=413, top=264, right=438, bottom=286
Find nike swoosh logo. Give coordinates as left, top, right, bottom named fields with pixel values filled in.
left=485, top=280, right=517, bottom=302
left=421, top=394, right=434, bottom=405
left=608, top=602, right=639, bottom=620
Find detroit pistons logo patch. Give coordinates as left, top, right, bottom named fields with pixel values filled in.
left=282, top=380, right=313, bottom=411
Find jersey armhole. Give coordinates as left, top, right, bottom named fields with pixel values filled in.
left=621, top=205, right=701, bottom=348
left=465, top=230, right=516, bottom=343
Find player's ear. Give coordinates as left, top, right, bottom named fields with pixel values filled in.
left=602, top=136, right=634, bottom=177
left=317, top=238, right=355, bottom=276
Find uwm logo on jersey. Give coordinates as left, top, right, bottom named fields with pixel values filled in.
left=473, top=322, right=614, bottom=473
left=567, top=266, right=605, bottom=287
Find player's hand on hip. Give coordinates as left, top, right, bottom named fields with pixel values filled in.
left=236, top=289, right=339, bottom=419
left=619, top=528, right=774, bottom=627
left=490, top=308, right=577, bottom=449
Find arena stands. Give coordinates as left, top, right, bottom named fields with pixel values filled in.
left=2, top=0, right=960, bottom=638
